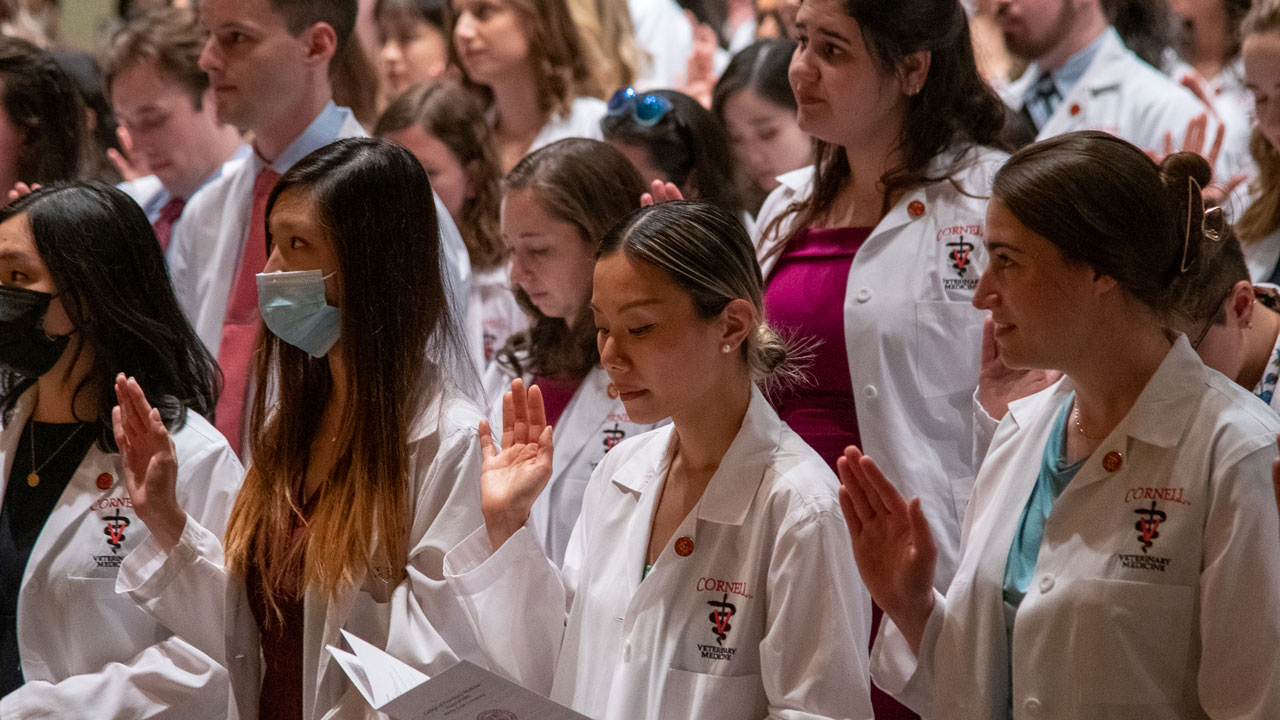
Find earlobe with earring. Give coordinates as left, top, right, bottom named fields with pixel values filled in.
left=721, top=344, right=732, bottom=353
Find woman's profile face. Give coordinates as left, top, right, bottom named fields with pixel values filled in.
left=1244, top=30, right=1280, bottom=153
left=262, top=188, right=341, bottom=306
left=501, top=188, right=595, bottom=323
left=378, top=15, right=449, bottom=96
left=451, top=0, right=532, bottom=86
left=590, top=252, right=727, bottom=425
left=384, top=125, right=472, bottom=221
left=0, top=212, right=72, bottom=336
left=971, top=199, right=1100, bottom=371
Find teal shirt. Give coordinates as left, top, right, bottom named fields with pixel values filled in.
left=1002, top=396, right=1085, bottom=713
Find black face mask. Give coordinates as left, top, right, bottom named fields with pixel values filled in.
left=0, top=285, right=70, bottom=378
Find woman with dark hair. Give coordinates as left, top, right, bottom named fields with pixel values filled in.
left=376, top=79, right=522, bottom=368
left=0, top=36, right=85, bottom=197
left=712, top=38, right=811, bottom=215
left=447, top=200, right=873, bottom=719
left=447, top=0, right=606, bottom=171
left=0, top=183, right=239, bottom=717
left=114, top=138, right=487, bottom=720
left=376, top=0, right=448, bottom=98
left=485, top=138, right=660, bottom=565
left=602, top=88, right=746, bottom=223
left=753, top=5, right=1005, bottom=713
left=844, top=132, right=1280, bottom=717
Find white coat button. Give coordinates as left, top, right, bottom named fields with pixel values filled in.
left=623, top=642, right=632, bottom=662
left=1024, top=698, right=1042, bottom=715
left=1039, top=575, right=1054, bottom=593
left=855, top=288, right=872, bottom=303
left=863, top=385, right=878, bottom=400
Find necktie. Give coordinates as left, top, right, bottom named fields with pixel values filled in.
left=152, top=196, right=186, bottom=252
left=214, top=166, right=280, bottom=454
left=1028, top=71, right=1060, bottom=129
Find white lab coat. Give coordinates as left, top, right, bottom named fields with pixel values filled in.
left=116, top=392, right=489, bottom=720
left=465, top=264, right=526, bottom=374
left=1001, top=28, right=1211, bottom=155
left=627, top=0, right=695, bottom=90
left=0, top=389, right=242, bottom=719
left=872, top=337, right=1280, bottom=719
left=528, top=97, right=608, bottom=154
left=1242, top=225, right=1280, bottom=283
left=445, top=386, right=874, bottom=720
left=753, top=145, right=1005, bottom=591
left=481, top=359, right=662, bottom=565
left=168, top=108, right=472, bottom=359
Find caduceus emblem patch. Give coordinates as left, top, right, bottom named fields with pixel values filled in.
left=1133, top=501, right=1166, bottom=554
left=103, top=508, right=131, bottom=553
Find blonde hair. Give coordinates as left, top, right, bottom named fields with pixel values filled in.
left=1238, top=0, right=1280, bottom=245
left=566, top=0, right=642, bottom=93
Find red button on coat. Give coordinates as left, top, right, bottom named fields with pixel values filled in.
left=907, top=200, right=925, bottom=218
left=1069, top=103, right=1082, bottom=116
left=96, top=473, right=113, bottom=490
left=674, top=537, right=695, bottom=556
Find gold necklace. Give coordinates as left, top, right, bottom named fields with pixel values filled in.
left=1070, top=399, right=1106, bottom=441
left=27, top=421, right=87, bottom=488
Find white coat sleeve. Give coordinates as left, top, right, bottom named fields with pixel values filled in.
left=867, top=589, right=947, bottom=717
left=759, top=505, right=874, bottom=720
left=1197, top=441, right=1280, bottom=717
left=443, top=525, right=569, bottom=695
left=382, top=424, right=490, bottom=676
left=1, top=436, right=243, bottom=720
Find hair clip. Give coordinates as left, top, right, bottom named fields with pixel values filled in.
left=1181, top=176, right=1225, bottom=272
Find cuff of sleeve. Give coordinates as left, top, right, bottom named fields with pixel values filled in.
left=445, top=525, right=545, bottom=595
left=871, top=588, right=946, bottom=708
left=117, top=513, right=221, bottom=598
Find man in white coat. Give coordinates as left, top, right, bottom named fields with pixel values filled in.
left=169, top=0, right=471, bottom=453
left=994, top=0, right=1211, bottom=155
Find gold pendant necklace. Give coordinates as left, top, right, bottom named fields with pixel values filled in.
left=28, top=421, right=87, bottom=488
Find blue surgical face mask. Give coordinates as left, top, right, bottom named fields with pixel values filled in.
left=256, top=269, right=340, bottom=358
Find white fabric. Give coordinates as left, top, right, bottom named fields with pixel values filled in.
left=627, top=0, right=695, bottom=90
left=465, top=264, right=525, bottom=374
left=1001, top=28, right=1215, bottom=155
left=0, top=391, right=242, bottom=720
left=480, top=360, right=663, bottom=565
left=872, top=337, right=1280, bottom=718
left=529, top=97, right=609, bottom=154
left=753, top=146, right=1006, bottom=591
left=116, top=393, right=489, bottom=720
left=445, top=386, right=874, bottom=719
left=1243, top=225, right=1280, bottom=283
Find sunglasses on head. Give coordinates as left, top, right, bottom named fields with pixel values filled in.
left=607, top=87, right=673, bottom=128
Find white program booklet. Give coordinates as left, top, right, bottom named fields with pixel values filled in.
left=326, top=630, right=589, bottom=720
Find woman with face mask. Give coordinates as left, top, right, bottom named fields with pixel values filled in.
left=113, top=138, right=488, bottom=720
left=0, top=183, right=240, bottom=718
left=446, top=200, right=873, bottom=720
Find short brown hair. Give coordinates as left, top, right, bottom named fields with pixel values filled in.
left=102, top=7, right=208, bottom=109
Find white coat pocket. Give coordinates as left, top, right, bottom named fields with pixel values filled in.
left=1075, top=578, right=1193, bottom=705
left=658, top=667, right=763, bottom=720
left=914, top=301, right=984, bottom=399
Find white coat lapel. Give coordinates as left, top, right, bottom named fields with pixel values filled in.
left=24, top=444, right=126, bottom=585
left=0, top=387, right=35, bottom=508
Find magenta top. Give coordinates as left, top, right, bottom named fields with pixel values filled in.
left=764, top=226, right=873, bottom=472
left=533, top=374, right=585, bottom=428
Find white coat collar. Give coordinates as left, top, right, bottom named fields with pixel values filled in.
left=1006, top=335, right=1207, bottom=451
left=609, top=386, right=781, bottom=527
left=1007, top=26, right=1128, bottom=102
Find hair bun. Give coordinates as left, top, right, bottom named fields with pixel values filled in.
left=1159, top=151, right=1213, bottom=193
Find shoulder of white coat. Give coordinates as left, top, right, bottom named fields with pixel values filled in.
left=757, top=424, right=843, bottom=519
left=170, top=409, right=244, bottom=481
left=1113, top=47, right=1204, bottom=117
left=428, top=391, right=488, bottom=448
left=753, top=165, right=814, bottom=253
left=117, top=174, right=164, bottom=207
left=1198, top=369, right=1280, bottom=439
left=930, top=144, right=1007, bottom=201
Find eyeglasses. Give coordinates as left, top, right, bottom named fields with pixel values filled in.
left=607, top=87, right=673, bottom=128
left=1191, top=285, right=1236, bottom=350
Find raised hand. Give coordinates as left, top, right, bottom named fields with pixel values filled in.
left=977, top=315, right=1061, bottom=420
left=107, top=125, right=148, bottom=182
left=837, top=445, right=937, bottom=655
left=112, top=374, right=186, bottom=551
left=640, top=179, right=685, bottom=207
left=6, top=182, right=41, bottom=204
left=1151, top=113, right=1247, bottom=206
left=479, top=378, right=554, bottom=553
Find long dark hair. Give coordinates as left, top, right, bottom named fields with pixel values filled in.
left=0, top=183, right=219, bottom=449
left=225, top=138, right=452, bottom=617
left=763, top=0, right=1006, bottom=245
left=496, top=138, right=645, bottom=380
left=601, top=89, right=745, bottom=221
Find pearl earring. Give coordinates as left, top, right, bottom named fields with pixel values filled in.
left=721, top=344, right=732, bottom=353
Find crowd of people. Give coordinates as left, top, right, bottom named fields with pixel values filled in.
left=0, top=0, right=1278, bottom=717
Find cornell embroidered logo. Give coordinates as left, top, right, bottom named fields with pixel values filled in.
left=103, top=508, right=130, bottom=553
left=697, top=594, right=739, bottom=661
left=947, top=239, right=975, bottom=276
